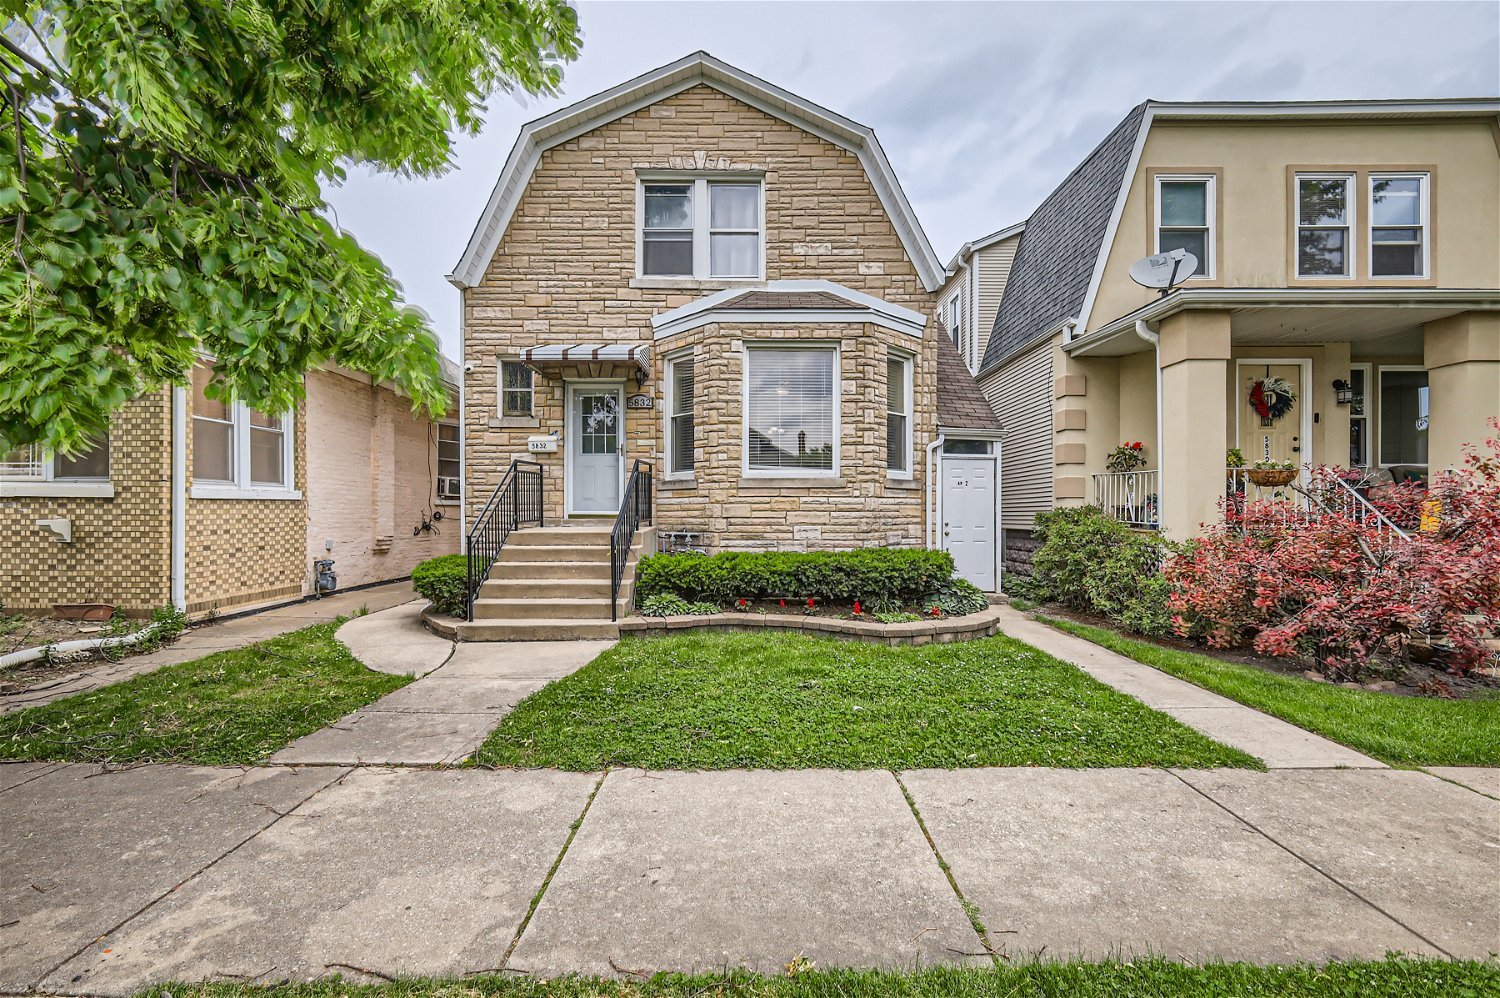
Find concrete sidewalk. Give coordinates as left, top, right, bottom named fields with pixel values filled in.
left=3, top=763, right=1495, bottom=994
left=1, top=582, right=419, bottom=716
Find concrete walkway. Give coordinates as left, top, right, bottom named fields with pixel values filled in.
left=993, top=605, right=1386, bottom=769
left=0, top=582, right=419, bottom=716
left=3, top=763, right=1495, bottom=994
left=269, top=635, right=614, bottom=766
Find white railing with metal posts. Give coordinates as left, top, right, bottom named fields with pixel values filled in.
left=1092, top=469, right=1159, bottom=529
left=1226, top=465, right=1411, bottom=542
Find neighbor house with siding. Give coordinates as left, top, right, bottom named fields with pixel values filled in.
left=974, top=98, right=1500, bottom=571
left=937, top=222, right=1024, bottom=375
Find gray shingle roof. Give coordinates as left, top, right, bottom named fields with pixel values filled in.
left=935, top=326, right=1003, bottom=431
left=978, top=103, right=1147, bottom=374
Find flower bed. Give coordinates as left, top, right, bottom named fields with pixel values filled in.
left=619, top=603, right=1004, bottom=646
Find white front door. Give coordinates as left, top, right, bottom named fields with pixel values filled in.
left=942, top=455, right=997, bottom=591
left=566, top=384, right=623, bottom=515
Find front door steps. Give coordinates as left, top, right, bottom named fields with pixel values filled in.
left=457, top=523, right=647, bottom=641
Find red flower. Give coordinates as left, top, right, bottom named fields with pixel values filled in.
left=736, top=598, right=747, bottom=608
left=853, top=600, right=862, bottom=615
left=930, top=606, right=941, bottom=617
left=779, top=598, right=787, bottom=608
left=806, top=597, right=816, bottom=609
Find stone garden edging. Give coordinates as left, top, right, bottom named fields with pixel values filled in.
left=617, top=605, right=1005, bottom=645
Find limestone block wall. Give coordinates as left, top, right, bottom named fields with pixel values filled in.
left=0, top=394, right=172, bottom=614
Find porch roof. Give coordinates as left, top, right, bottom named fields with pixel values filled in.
left=520, top=342, right=650, bottom=375
left=1067, top=288, right=1500, bottom=357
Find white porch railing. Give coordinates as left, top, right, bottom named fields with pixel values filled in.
left=1093, top=470, right=1159, bottom=529
left=1225, top=466, right=1411, bottom=542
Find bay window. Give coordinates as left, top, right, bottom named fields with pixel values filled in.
left=190, top=364, right=297, bottom=498
left=1296, top=174, right=1354, bottom=277
left=1155, top=175, right=1214, bottom=277
left=640, top=177, right=763, bottom=280
left=666, top=352, right=696, bottom=477
left=1369, top=174, right=1428, bottom=278
left=886, top=353, right=913, bottom=475
left=744, top=346, right=837, bottom=476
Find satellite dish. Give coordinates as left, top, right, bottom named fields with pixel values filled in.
left=1129, top=248, right=1198, bottom=295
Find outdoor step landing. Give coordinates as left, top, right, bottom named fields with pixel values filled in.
left=507, top=526, right=614, bottom=546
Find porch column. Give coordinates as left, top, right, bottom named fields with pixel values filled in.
left=1425, top=312, right=1500, bottom=473
left=1157, top=310, right=1232, bottom=538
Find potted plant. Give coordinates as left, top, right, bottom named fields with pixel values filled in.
left=1105, top=441, right=1148, bottom=473
left=1225, top=448, right=1246, bottom=469
left=1247, top=459, right=1297, bottom=487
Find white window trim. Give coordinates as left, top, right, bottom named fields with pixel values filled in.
left=663, top=349, right=695, bottom=481
left=1153, top=174, right=1216, bottom=280
left=0, top=441, right=115, bottom=498
left=886, top=350, right=915, bottom=480
left=190, top=402, right=298, bottom=500
left=636, top=173, right=766, bottom=282
left=741, top=341, right=841, bottom=479
left=1348, top=362, right=1372, bottom=468
left=1375, top=364, right=1430, bottom=469
left=1367, top=172, right=1430, bottom=279
left=436, top=421, right=461, bottom=504
left=498, top=358, right=535, bottom=418
left=1295, top=173, right=1356, bottom=279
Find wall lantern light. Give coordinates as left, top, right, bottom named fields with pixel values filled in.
left=1332, top=379, right=1355, bottom=406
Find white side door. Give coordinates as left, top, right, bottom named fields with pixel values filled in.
left=942, top=455, right=997, bottom=591
left=566, top=384, right=623, bottom=515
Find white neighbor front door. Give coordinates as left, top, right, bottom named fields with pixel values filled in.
left=942, top=455, right=997, bottom=591
left=565, top=383, right=623, bottom=515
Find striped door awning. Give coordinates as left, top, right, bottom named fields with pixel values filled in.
left=520, top=342, right=649, bottom=364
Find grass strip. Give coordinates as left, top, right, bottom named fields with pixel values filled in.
left=1040, top=616, right=1500, bottom=767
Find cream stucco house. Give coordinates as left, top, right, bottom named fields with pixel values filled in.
left=974, top=98, right=1500, bottom=569
left=448, top=53, right=1004, bottom=638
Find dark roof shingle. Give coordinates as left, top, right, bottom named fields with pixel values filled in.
left=722, top=290, right=859, bottom=310
left=935, top=326, right=1002, bottom=431
left=979, top=104, right=1146, bottom=374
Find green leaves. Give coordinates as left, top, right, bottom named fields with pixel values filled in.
left=1, top=0, right=582, bottom=452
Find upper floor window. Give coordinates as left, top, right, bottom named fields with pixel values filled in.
left=436, top=423, right=460, bottom=501
left=743, top=345, right=837, bottom=476
left=665, top=352, right=695, bottom=477
left=1296, top=174, right=1354, bottom=277
left=191, top=364, right=296, bottom=496
left=501, top=360, right=534, bottom=417
left=1155, top=175, right=1214, bottom=277
left=640, top=178, right=762, bottom=280
left=1369, top=174, right=1428, bottom=278
left=946, top=295, right=964, bottom=350
left=886, top=353, right=913, bottom=476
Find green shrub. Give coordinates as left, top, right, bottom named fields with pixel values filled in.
left=924, top=578, right=990, bottom=616
left=873, top=610, right=923, bottom=623
left=639, top=593, right=691, bottom=617
left=635, top=548, right=954, bottom=608
left=411, top=554, right=471, bottom=617
left=687, top=601, right=722, bottom=615
left=1029, top=506, right=1176, bottom=637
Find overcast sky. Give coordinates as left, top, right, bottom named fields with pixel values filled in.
left=323, top=0, right=1500, bottom=360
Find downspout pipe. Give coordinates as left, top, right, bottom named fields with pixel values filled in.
left=1134, top=320, right=1163, bottom=530
left=170, top=385, right=187, bottom=612
left=925, top=432, right=945, bottom=548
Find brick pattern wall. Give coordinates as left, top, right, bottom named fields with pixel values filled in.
left=464, top=85, right=940, bottom=542
left=655, top=322, right=932, bottom=550
left=0, top=394, right=171, bottom=614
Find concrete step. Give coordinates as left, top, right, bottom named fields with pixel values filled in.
left=510, top=526, right=614, bottom=546
left=493, top=560, right=614, bottom=581
left=472, top=597, right=614, bottom=621
left=481, top=577, right=612, bottom=599
left=457, top=618, right=620, bottom=641
left=499, top=544, right=610, bottom=564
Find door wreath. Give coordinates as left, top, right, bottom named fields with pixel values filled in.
left=1249, top=375, right=1296, bottom=421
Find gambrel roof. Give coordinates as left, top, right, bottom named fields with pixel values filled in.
left=448, top=51, right=944, bottom=292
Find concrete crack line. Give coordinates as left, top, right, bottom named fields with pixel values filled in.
left=32, top=767, right=353, bottom=990
left=891, top=771, right=1000, bottom=966
left=0, top=763, right=62, bottom=795
left=495, top=768, right=610, bottom=975
left=1168, top=770, right=1453, bottom=958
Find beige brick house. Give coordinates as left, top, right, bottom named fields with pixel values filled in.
left=2, top=362, right=460, bottom=617
left=449, top=52, right=1004, bottom=628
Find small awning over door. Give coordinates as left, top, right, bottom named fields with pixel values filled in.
left=521, top=343, right=650, bottom=377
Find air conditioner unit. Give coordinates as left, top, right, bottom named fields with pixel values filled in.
left=437, top=476, right=461, bottom=498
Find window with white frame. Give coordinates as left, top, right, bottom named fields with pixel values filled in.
left=1155, top=175, right=1214, bottom=277
left=1296, top=174, right=1354, bottom=277
left=1348, top=364, right=1370, bottom=468
left=886, top=353, right=913, bottom=475
left=437, top=423, right=460, bottom=500
left=190, top=364, right=295, bottom=494
left=744, top=346, right=836, bottom=475
left=1378, top=367, right=1429, bottom=467
left=500, top=360, right=534, bottom=417
left=1369, top=173, right=1428, bottom=278
left=1, top=435, right=109, bottom=482
left=640, top=177, right=762, bottom=280
left=946, top=295, right=963, bottom=351
left=666, top=352, right=695, bottom=476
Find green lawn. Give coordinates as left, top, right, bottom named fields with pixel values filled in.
left=471, top=631, right=1258, bottom=770
left=1043, top=617, right=1500, bottom=767
left=139, top=958, right=1498, bottom=998
left=0, top=621, right=409, bottom=765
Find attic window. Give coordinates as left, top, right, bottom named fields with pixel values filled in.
left=640, top=178, right=762, bottom=280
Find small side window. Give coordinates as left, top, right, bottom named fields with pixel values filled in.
left=501, top=361, right=534, bottom=417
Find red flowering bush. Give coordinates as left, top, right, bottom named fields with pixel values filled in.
left=1168, top=420, right=1500, bottom=680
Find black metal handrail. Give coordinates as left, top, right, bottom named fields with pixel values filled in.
left=610, top=459, right=653, bottom=621
left=465, top=459, right=543, bottom=620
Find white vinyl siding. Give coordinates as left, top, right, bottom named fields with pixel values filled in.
left=984, top=339, right=1053, bottom=531
left=973, top=236, right=1019, bottom=373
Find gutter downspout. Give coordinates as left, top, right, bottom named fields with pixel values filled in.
left=925, top=432, right=945, bottom=548
left=1134, top=320, right=1163, bottom=531
left=170, top=385, right=187, bottom=612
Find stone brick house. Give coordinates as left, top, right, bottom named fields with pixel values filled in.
left=449, top=52, right=1004, bottom=615
left=1, top=362, right=461, bottom=617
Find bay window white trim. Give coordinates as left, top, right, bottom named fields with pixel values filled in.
left=741, top=341, right=841, bottom=479
left=636, top=173, right=766, bottom=281
left=886, top=350, right=914, bottom=479
left=663, top=348, right=696, bottom=480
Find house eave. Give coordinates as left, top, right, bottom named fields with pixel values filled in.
left=651, top=280, right=929, bottom=341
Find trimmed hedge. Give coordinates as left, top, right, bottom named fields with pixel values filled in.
left=635, top=548, right=955, bottom=607
left=412, top=554, right=470, bottom=617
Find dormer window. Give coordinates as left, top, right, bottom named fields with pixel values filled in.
left=639, top=177, right=763, bottom=280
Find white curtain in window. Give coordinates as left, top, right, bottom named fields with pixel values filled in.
left=746, top=349, right=835, bottom=472
left=709, top=183, right=758, bottom=277
left=249, top=409, right=285, bottom=486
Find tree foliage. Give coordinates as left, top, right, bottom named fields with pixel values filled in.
left=0, top=0, right=580, bottom=452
